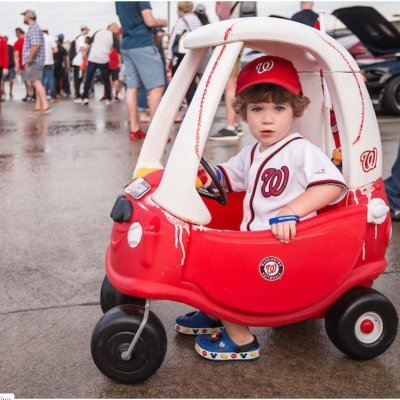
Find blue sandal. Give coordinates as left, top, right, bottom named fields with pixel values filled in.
left=195, top=330, right=260, bottom=361
left=175, top=311, right=223, bottom=335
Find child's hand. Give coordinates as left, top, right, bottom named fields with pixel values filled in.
left=196, top=166, right=213, bottom=189
left=269, top=207, right=299, bottom=244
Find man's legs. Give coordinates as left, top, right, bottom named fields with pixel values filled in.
left=32, top=79, right=49, bottom=111
left=98, top=63, right=111, bottom=100
left=224, top=76, right=238, bottom=127
left=82, top=62, right=98, bottom=101
left=125, top=87, right=139, bottom=131
left=147, top=85, right=164, bottom=119
left=9, top=76, right=14, bottom=98
left=73, top=65, right=82, bottom=99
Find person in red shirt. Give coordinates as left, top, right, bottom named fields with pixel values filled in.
left=108, top=47, right=121, bottom=102
left=0, top=35, right=9, bottom=112
left=13, top=27, right=33, bottom=101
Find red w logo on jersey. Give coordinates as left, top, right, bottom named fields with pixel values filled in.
left=261, top=166, right=289, bottom=197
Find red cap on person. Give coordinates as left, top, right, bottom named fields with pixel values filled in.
left=235, top=55, right=302, bottom=96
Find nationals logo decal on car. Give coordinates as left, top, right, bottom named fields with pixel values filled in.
left=360, top=148, right=378, bottom=172
left=259, top=257, right=284, bottom=281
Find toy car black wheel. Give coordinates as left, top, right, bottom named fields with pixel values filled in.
left=382, top=75, right=400, bottom=115
left=100, top=276, right=146, bottom=313
left=325, top=286, right=398, bottom=360
left=91, top=304, right=167, bottom=384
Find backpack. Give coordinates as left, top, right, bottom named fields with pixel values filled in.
left=240, top=1, right=257, bottom=17
left=69, top=39, right=77, bottom=62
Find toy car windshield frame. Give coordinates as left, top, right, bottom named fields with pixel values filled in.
left=134, top=17, right=382, bottom=225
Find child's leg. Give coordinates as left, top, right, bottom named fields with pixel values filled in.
left=222, top=320, right=255, bottom=346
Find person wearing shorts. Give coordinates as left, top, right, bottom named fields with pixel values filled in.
left=116, top=1, right=167, bottom=140
left=21, top=9, right=51, bottom=114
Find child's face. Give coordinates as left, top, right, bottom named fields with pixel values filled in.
left=246, top=101, right=294, bottom=151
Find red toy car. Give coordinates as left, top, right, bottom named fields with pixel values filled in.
left=91, top=17, right=398, bottom=383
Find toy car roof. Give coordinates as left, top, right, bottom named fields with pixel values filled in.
left=136, top=17, right=382, bottom=225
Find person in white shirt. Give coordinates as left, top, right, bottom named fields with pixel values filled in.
left=165, top=1, right=202, bottom=105
left=72, top=25, right=90, bottom=100
left=80, top=23, right=120, bottom=105
left=42, top=29, right=57, bottom=99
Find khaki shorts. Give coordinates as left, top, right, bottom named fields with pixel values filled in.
left=25, top=63, right=44, bottom=81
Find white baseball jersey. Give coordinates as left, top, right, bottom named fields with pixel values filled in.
left=218, top=133, right=347, bottom=231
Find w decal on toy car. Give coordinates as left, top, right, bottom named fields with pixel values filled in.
left=360, top=148, right=378, bottom=172
left=259, top=257, right=284, bottom=281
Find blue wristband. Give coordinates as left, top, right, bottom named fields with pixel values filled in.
left=269, top=215, right=300, bottom=225
left=213, top=166, right=222, bottom=182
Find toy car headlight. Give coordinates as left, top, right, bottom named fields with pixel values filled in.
left=127, top=222, right=143, bottom=248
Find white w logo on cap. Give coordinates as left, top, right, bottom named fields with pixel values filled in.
left=255, top=61, right=274, bottom=74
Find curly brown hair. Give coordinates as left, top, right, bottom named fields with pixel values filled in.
left=233, top=84, right=310, bottom=121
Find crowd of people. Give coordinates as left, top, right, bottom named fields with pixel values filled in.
left=0, top=2, right=261, bottom=132
left=0, top=2, right=213, bottom=127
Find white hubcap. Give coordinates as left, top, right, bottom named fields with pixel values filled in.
left=355, top=312, right=383, bottom=344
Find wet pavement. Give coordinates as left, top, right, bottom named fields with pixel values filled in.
left=1, top=85, right=400, bottom=398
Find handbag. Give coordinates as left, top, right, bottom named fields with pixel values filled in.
left=172, top=17, right=191, bottom=56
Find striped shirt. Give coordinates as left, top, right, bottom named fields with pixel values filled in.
left=22, top=21, right=45, bottom=66
left=166, top=13, right=202, bottom=60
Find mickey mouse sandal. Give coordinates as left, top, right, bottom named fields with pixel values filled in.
left=195, top=330, right=260, bottom=361
left=175, top=311, right=223, bottom=335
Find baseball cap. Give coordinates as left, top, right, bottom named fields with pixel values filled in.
left=21, top=10, right=37, bottom=19
left=235, top=55, right=302, bottom=96
left=195, top=4, right=206, bottom=15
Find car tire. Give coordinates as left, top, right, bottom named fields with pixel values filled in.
left=382, top=75, right=400, bottom=115
left=100, top=275, right=146, bottom=313
left=91, top=304, right=167, bottom=384
left=325, top=286, right=398, bottom=360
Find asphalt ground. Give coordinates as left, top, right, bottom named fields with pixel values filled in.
left=0, top=83, right=399, bottom=398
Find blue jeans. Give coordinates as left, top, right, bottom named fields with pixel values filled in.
left=385, top=141, right=400, bottom=212
left=42, top=65, right=55, bottom=98
left=82, top=61, right=111, bottom=100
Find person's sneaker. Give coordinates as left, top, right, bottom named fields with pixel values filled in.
left=175, top=311, right=223, bottom=335
left=74, top=97, right=83, bottom=103
left=209, top=127, right=239, bottom=141
left=391, top=209, right=400, bottom=221
left=129, top=129, right=147, bottom=140
left=235, top=123, right=244, bottom=137
left=100, top=96, right=107, bottom=102
left=195, top=330, right=260, bottom=361
left=82, top=98, right=89, bottom=105
left=104, top=100, right=112, bottom=106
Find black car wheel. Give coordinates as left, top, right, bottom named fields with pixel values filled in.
left=100, top=276, right=145, bottom=313
left=382, top=75, right=400, bottom=114
left=325, top=286, right=398, bottom=360
left=91, top=304, right=167, bottom=384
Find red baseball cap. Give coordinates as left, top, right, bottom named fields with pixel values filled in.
left=235, top=55, right=302, bottom=96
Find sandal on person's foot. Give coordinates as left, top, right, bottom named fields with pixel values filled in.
left=175, top=311, right=223, bottom=335
left=41, top=107, right=52, bottom=114
left=195, top=330, right=260, bottom=361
